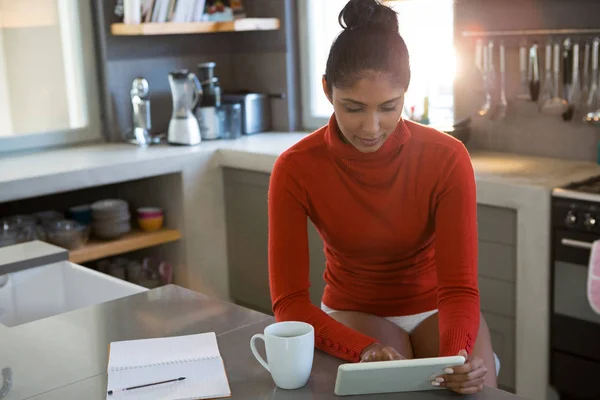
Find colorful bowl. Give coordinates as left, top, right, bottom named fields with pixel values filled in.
left=138, top=216, right=164, bottom=232
left=137, top=207, right=163, bottom=219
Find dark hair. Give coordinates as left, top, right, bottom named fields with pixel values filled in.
left=324, top=0, right=410, bottom=94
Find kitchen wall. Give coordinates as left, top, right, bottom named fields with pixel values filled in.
left=92, top=0, right=300, bottom=141
left=455, top=0, right=600, bottom=162
left=94, top=0, right=600, bottom=162
left=0, top=0, right=70, bottom=135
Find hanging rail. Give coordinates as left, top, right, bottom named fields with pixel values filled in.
left=462, top=28, right=600, bottom=38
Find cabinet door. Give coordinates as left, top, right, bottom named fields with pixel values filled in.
left=223, top=168, right=272, bottom=314
left=479, top=277, right=516, bottom=318
left=308, top=220, right=327, bottom=307
left=478, top=241, right=516, bottom=282
left=477, top=205, right=516, bottom=245
left=483, top=312, right=516, bottom=392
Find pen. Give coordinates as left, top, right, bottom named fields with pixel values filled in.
left=107, top=376, right=186, bottom=395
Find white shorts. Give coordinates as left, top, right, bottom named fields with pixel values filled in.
left=320, top=302, right=438, bottom=333
left=321, top=302, right=502, bottom=375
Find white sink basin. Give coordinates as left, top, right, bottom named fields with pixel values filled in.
left=0, top=261, right=147, bottom=327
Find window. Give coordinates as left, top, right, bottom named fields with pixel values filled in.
left=298, top=0, right=456, bottom=130
left=0, top=0, right=102, bottom=154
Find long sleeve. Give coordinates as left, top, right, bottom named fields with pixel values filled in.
left=268, top=155, right=377, bottom=362
left=433, top=146, right=480, bottom=356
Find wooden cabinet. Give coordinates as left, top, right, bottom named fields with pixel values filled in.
left=224, top=169, right=517, bottom=391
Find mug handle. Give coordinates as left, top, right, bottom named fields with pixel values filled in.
left=250, top=334, right=270, bottom=372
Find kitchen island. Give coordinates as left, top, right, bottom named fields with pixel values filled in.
left=0, top=284, right=522, bottom=399
left=2, top=133, right=600, bottom=399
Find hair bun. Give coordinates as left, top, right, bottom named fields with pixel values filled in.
left=339, top=0, right=399, bottom=32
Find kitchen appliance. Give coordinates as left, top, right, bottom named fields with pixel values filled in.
left=129, top=77, right=153, bottom=146
left=551, top=178, right=600, bottom=400
left=218, top=103, right=242, bottom=140
left=167, top=70, right=202, bottom=146
left=222, top=92, right=270, bottom=135
left=195, top=62, right=222, bottom=140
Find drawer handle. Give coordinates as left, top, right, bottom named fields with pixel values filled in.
left=561, top=238, right=594, bottom=250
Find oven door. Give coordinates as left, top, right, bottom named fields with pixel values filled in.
left=551, top=230, right=600, bottom=399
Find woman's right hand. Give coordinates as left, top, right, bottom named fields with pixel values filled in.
left=360, top=342, right=405, bottom=362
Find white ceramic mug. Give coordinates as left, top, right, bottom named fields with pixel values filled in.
left=250, top=321, right=315, bottom=390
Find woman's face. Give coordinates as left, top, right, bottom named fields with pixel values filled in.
left=323, top=72, right=405, bottom=153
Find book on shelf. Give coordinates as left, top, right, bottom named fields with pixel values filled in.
left=134, top=0, right=246, bottom=24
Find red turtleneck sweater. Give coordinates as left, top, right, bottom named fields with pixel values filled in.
left=268, top=116, right=479, bottom=362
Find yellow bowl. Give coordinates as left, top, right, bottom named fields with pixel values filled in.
left=138, top=216, right=164, bottom=232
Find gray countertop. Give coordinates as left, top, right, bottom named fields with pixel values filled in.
left=0, top=285, right=522, bottom=400
left=1, top=134, right=600, bottom=204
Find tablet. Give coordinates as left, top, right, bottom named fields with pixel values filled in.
left=334, top=355, right=466, bottom=396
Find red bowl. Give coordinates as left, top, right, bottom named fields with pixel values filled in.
left=137, top=207, right=163, bottom=219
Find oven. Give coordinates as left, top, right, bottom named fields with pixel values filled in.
left=550, top=191, right=600, bottom=400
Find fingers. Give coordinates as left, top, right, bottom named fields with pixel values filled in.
left=433, top=359, right=487, bottom=395
left=360, top=351, right=379, bottom=362
left=361, top=350, right=387, bottom=362
left=360, top=346, right=404, bottom=362
left=449, top=356, right=484, bottom=375
left=383, top=347, right=405, bottom=360
left=441, top=364, right=487, bottom=383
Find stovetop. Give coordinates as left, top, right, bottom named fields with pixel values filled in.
left=553, top=175, right=600, bottom=202
left=563, top=176, right=600, bottom=194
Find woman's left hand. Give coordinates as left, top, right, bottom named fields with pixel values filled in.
left=432, top=350, right=487, bottom=395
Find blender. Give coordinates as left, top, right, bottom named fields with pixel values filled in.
left=167, top=70, right=203, bottom=146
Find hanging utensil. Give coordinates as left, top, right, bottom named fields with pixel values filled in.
left=565, top=42, right=582, bottom=121
left=516, top=40, right=530, bottom=100
left=562, top=38, right=574, bottom=120
left=542, top=42, right=569, bottom=116
left=478, top=40, right=492, bottom=116
left=473, top=39, right=487, bottom=114
left=581, top=41, right=591, bottom=112
left=539, top=41, right=554, bottom=106
left=494, top=41, right=508, bottom=119
left=475, top=39, right=484, bottom=77
left=529, top=43, right=541, bottom=102
left=585, top=38, right=600, bottom=123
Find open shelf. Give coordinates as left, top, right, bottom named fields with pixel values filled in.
left=69, top=229, right=182, bottom=264
left=111, top=18, right=280, bottom=36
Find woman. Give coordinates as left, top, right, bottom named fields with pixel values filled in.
left=268, top=0, right=496, bottom=394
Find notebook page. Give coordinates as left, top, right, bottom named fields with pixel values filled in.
left=106, top=358, right=231, bottom=400
left=108, top=332, right=221, bottom=371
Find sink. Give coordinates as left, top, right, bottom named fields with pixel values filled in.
left=0, top=260, right=147, bottom=327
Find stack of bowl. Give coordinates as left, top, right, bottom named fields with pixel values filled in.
left=137, top=208, right=164, bottom=232
left=91, top=199, right=131, bottom=239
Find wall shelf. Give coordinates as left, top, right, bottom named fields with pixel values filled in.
left=69, top=228, right=182, bottom=264
left=111, top=18, right=280, bottom=36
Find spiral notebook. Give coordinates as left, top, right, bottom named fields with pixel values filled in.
left=106, top=332, right=231, bottom=400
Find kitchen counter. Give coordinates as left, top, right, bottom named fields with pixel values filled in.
left=1, top=133, right=600, bottom=203
left=0, top=284, right=522, bottom=400
left=2, top=133, right=600, bottom=400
